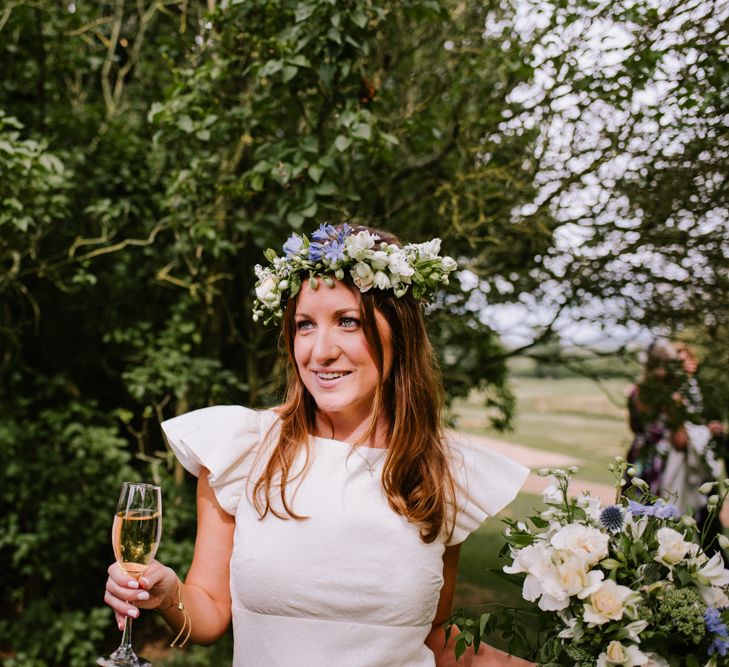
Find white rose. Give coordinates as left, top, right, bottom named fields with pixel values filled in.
left=551, top=523, right=609, bottom=567
left=584, top=579, right=635, bottom=625
left=350, top=262, right=375, bottom=292
left=373, top=271, right=391, bottom=290
left=345, top=231, right=378, bottom=260
left=255, top=276, right=280, bottom=308
left=655, top=527, right=691, bottom=566
left=596, top=641, right=648, bottom=666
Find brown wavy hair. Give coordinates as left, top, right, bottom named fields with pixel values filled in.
left=252, top=227, right=456, bottom=543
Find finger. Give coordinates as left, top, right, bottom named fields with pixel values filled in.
left=107, top=562, right=141, bottom=589
left=106, top=577, right=152, bottom=606
left=104, top=589, right=140, bottom=620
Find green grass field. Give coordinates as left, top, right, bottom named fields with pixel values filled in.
left=453, top=376, right=634, bottom=611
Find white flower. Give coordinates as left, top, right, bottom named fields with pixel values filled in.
left=626, top=514, right=649, bottom=539
left=655, top=527, right=691, bottom=566
left=557, top=617, right=577, bottom=639
left=596, top=641, right=648, bottom=666
left=542, top=483, right=562, bottom=504
left=350, top=262, right=375, bottom=291
left=550, top=523, right=609, bottom=567
left=642, top=654, right=669, bottom=667
left=584, top=579, right=635, bottom=625
left=698, top=585, right=729, bottom=608
left=254, top=276, right=281, bottom=308
left=387, top=251, right=415, bottom=280
left=407, top=238, right=442, bottom=259
left=504, top=543, right=603, bottom=611
left=373, top=270, right=391, bottom=290
left=617, top=620, right=649, bottom=643
left=504, top=543, right=570, bottom=611
left=575, top=492, right=603, bottom=523
left=695, top=552, right=729, bottom=587
left=441, top=255, right=457, bottom=272
left=554, top=551, right=603, bottom=598
left=368, top=250, right=389, bottom=270
left=345, top=231, right=378, bottom=259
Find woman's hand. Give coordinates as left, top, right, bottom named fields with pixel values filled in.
left=103, top=560, right=178, bottom=630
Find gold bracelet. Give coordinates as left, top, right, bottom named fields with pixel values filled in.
left=169, top=578, right=192, bottom=649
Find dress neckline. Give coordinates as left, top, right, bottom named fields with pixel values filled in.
left=262, top=409, right=387, bottom=459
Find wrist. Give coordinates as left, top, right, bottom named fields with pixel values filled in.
left=158, top=575, right=181, bottom=612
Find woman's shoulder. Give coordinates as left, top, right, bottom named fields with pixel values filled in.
left=162, top=404, right=280, bottom=439
left=160, top=405, right=281, bottom=514
left=160, top=405, right=280, bottom=474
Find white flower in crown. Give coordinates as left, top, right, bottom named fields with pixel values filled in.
left=388, top=251, right=415, bottom=281
left=368, top=250, right=389, bottom=271
left=407, top=238, right=442, bottom=259
left=351, top=261, right=375, bottom=292
left=345, top=230, right=378, bottom=260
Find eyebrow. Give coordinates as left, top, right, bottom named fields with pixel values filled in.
left=295, top=308, right=360, bottom=319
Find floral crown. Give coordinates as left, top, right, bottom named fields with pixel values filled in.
left=252, top=223, right=458, bottom=323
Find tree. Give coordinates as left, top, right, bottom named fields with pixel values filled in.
left=1, top=1, right=543, bottom=663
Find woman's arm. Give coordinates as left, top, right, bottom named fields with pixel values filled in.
left=104, top=467, right=234, bottom=645
left=425, top=544, right=534, bottom=667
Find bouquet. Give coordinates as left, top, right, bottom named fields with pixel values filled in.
left=448, top=458, right=729, bottom=666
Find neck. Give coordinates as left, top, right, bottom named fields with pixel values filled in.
left=314, top=410, right=389, bottom=448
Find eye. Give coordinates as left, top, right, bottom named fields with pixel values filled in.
left=295, top=319, right=314, bottom=331
left=339, top=316, right=360, bottom=329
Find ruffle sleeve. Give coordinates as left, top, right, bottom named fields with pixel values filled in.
left=161, top=406, right=278, bottom=516
left=447, top=434, right=530, bottom=545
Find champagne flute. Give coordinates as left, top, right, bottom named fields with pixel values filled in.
left=98, top=482, right=162, bottom=667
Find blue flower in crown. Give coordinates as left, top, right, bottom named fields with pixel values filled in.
left=283, top=235, right=304, bottom=258
left=311, top=223, right=338, bottom=242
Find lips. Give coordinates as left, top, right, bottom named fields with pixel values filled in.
left=314, top=370, right=351, bottom=380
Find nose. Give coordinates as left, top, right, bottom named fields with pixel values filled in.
left=311, top=325, right=340, bottom=364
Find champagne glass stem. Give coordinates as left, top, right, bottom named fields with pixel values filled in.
left=110, top=615, right=135, bottom=661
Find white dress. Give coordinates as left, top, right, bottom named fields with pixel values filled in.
left=161, top=406, right=529, bottom=667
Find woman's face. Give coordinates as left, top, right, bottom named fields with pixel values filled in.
left=293, top=279, right=393, bottom=429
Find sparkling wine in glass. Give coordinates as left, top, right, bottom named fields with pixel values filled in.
left=97, top=482, right=162, bottom=667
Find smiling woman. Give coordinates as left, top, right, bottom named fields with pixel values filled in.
left=101, top=223, right=532, bottom=667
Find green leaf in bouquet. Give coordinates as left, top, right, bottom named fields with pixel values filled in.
left=479, top=612, right=490, bottom=638
left=454, top=635, right=467, bottom=660
left=529, top=515, right=550, bottom=529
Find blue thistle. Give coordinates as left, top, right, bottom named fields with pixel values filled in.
left=600, top=505, right=624, bottom=532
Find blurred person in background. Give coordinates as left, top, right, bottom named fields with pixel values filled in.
left=626, top=338, right=725, bottom=555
